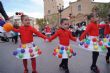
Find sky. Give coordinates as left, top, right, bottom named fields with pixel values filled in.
left=1, top=0, right=110, bottom=18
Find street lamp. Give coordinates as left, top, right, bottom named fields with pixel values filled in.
left=57, top=4, right=64, bottom=24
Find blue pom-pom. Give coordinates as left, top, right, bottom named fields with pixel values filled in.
left=21, top=49, right=25, bottom=53
left=106, top=35, right=109, bottom=38
left=86, top=41, right=90, bottom=45
left=80, top=42, right=84, bottom=45
left=108, top=42, right=110, bottom=46
left=73, top=52, right=76, bottom=56
left=61, top=47, right=64, bottom=50
left=0, top=20, right=5, bottom=26
left=33, top=43, right=35, bottom=47
left=13, top=51, right=18, bottom=56
left=59, top=50, right=63, bottom=54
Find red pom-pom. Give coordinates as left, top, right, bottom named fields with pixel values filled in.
left=38, top=50, right=42, bottom=55
left=84, top=44, right=88, bottom=48
left=53, top=52, right=57, bottom=56
left=58, top=54, right=62, bottom=58
left=92, top=38, right=97, bottom=42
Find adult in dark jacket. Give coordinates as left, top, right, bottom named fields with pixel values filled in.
left=0, top=1, right=9, bottom=42
left=0, top=1, right=9, bottom=21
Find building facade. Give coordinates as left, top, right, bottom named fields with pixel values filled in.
left=44, top=0, right=109, bottom=25
left=43, top=0, right=64, bottom=26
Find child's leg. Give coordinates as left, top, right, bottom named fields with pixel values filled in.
left=23, top=59, right=28, bottom=72
left=63, top=59, right=68, bottom=70
left=59, top=59, right=65, bottom=67
left=31, top=58, right=37, bottom=73
left=63, top=59, right=69, bottom=73
left=91, top=51, right=99, bottom=73
left=106, top=47, right=110, bottom=63
left=92, top=51, right=99, bottom=67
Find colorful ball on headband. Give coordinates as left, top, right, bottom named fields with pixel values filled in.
left=3, top=22, right=13, bottom=32
left=0, top=20, right=5, bottom=26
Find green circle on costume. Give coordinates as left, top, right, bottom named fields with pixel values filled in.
left=67, top=50, right=70, bottom=54
left=101, top=46, right=106, bottom=51
left=35, top=48, right=38, bottom=51
left=19, top=54, right=24, bottom=59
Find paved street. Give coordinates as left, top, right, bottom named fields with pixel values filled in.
left=0, top=37, right=110, bottom=73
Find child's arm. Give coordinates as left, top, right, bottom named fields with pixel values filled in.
left=12, top=28, right=20, bottom=32
left=80, top=24, right=91, bottom=40
left=98, top=24, right=105, bottom=28
left=31, top=27, right=47, bottom=39
left=69, top=31, right=77, bottom=41
left=48, top=30, right=59, bottom=42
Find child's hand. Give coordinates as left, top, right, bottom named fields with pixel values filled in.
left=44, top=39, right=49, bottom=42
left=76, top=38, right=80, bottom=44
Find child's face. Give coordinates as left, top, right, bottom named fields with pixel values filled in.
left=22, top=16, right=30, bottom=26
left=61, top=20, right=69, bottom=29
left=91, top=17, right=98, bottom=23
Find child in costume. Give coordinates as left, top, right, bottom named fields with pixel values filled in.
left=79, top=14, right=104, bottom=73
left=13, top=15, right=47, bottom=73
left=100, top=18, right=110, bottom=63
left=44, top=25, right=51, bottom=37
left=48, top=18, right=77, bottom=73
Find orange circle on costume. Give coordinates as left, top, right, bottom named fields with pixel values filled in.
left=3, top=22, right=13, bottom=32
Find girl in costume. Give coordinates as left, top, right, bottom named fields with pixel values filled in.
left=13, top=15, right=47, bottom=73
left=44, top=25, right=51, bottom=37
left=79, top=14, right=105, bottom=73
left=100, top=18, right=110, bottom=63
left=48, top=18, right=77, bottom=73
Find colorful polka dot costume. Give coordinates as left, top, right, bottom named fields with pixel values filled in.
left=13, top=42, right=42, bottom=59
left=79, top=36, right=107, bottom=52
left=103, top=34, right=110, bottom=47
left=53, top=45, right=76, bottom=59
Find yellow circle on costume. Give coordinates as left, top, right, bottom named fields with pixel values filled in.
left=94, top=45, right=98, bottom=50
left=22, top=44, right=26, bottom=48
left=103, top=38, right=107, bottom=42
left=55, top=49, right=59, bottom=53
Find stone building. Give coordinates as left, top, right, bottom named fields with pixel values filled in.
left=44, top=0, right=110, bottom=25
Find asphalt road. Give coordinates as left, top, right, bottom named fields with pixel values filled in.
left=0, top=37, right=110, bottom=73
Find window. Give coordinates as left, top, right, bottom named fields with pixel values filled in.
left=48, top=10, right=51, bottom=14
left=78, top=5, right=81, bottom=11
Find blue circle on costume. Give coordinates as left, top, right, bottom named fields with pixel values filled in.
left=21, top=49, right=25, bottom=53
left=73, top=52, right=76, bottom=56
left=13, top=51, right=18, bottom=56
left=86, top=40, right=90, bottom=45
left=61, top=47, right=64, bottom=50
left=59, top=50, right=63, bottom=54
left=108, top=42, right=110, bottom=46
left=80, top=42, right=84, bottom=45
left=106, top=35, right=109, bottom=38
left=33, top=43, right=35, bottom=47
left=0, top=20, right=5, bottom=26
left=17, top=48, right=22, bottom=53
